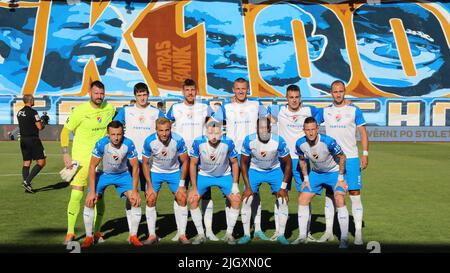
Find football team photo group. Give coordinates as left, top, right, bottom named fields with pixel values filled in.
left=17, top=77, right=369, bottom=250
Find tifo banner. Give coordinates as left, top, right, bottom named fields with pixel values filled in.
left=0, top=0, right=449, bottom=125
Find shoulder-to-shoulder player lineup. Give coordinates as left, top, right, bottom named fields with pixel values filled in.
left=56, top=77, right=369, bottom=249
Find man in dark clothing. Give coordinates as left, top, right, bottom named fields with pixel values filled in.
left=17, top=94, right=46, bottom=193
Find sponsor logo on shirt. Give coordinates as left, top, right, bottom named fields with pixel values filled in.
left=131, top=126, right=152, bottom=130
left=181, top=121, right=201, bottom=127
left=233, top=120, right=252, bottom=125
left=329, top=125, right=347, bottom=129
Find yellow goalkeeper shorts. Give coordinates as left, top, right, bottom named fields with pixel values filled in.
left=70, top=161, right=90, bottom=187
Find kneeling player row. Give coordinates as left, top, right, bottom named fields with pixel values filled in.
left=81, top=117, right=353, bottom=248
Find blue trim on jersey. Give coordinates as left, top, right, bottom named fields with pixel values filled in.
left=276, top=134, right=290, bottom=158
left=122, top=137, right=138, bottom=159
left=241, top=133, right=257, bottom=156
left=92, top=136, right=109, bottom=158
left=354, top=105, right=366, bottom=127
left=267, top=104, right=279, bottom=119
left=95, top=171, right=133, bottom=199
left=142, top=133, right=186, bottom=158
left=315, top=107, right=325, bottom=125
left=308, top=105, right=320, bottom=118
left=190, top=135, right=237, bottom=159
left=113, top=107, right=126, bottom=124
left=222, top=136, right=238, bottom=159
left=142, top=133, right=157, bottom=158
left=190, top=135, right=204, bottom=158
left=92, top=136, right=138, bottom=160
left=212, top=103, right=227, bottom=122
left=295, top=134, right=342, bottom=175
left=158, top=109, right=165, bottom=118
left=320, top=134, right=343, bottom=156
left=241, top=133, right=290, bottom=159
left=316, top=104, right=366, bottom=127
left=150, top=170, right=182, bottom=193
left=166, top=103, right=175, bottom=121
left=296, top=134, right=342, bottom=157
left=172, top=132, right=188, bottom=155
left=295, top=137, right=308, bottom=158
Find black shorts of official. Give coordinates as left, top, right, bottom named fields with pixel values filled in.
left=20, top=137, right=46, bottom=161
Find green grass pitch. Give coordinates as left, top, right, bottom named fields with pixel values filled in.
left=0, top=141, right=449, bottom=253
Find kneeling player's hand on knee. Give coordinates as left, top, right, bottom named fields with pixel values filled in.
left=301, top=181, right=312, bottom=192
left=131, top=190, right=141, bottom=207
left=188, top=189, right=200, bottom=204
left=85, top=192, right=97, bottom=208
left=145, top=187, right=156, bottom=200
left=277, top=189, right=289, bottom=204
left=334, top=176, right=348, bottom=193
left=229, top=193, right=241, bottom=204
left=175, top=187, right=187, bottom=201
left=242, top=188, right=253, bottom=204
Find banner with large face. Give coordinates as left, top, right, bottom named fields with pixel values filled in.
left=0, top=0, right=449, bottom=125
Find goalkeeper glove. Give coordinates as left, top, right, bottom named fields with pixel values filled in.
left=59, top=161, right=79, bottom=182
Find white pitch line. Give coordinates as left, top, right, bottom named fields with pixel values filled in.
left=0, top=153, right=62, bottom=156
left=0, top=172, right=59, bottom=177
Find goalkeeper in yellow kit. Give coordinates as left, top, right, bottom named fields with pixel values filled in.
left=60, top=81, right=115, bottom=245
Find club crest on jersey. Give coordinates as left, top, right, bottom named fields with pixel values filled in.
left=97, top=116, right=102, bottom=123
left=291, top=115, right=300, bottom=123
left=113, top=154, right=119, bottom=161
left=260, top=151, right=267, bottom=157
left=186, top=111, right=193, bottom=119
left=335, top=114, right=342, bottom=122
left=210, top=154, right=216, bottom=161
left=312, top=153, right=319, bottom=160
left=161, top=149, right=168, bottom=157
left=139, top=115, right=145, bottom=124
